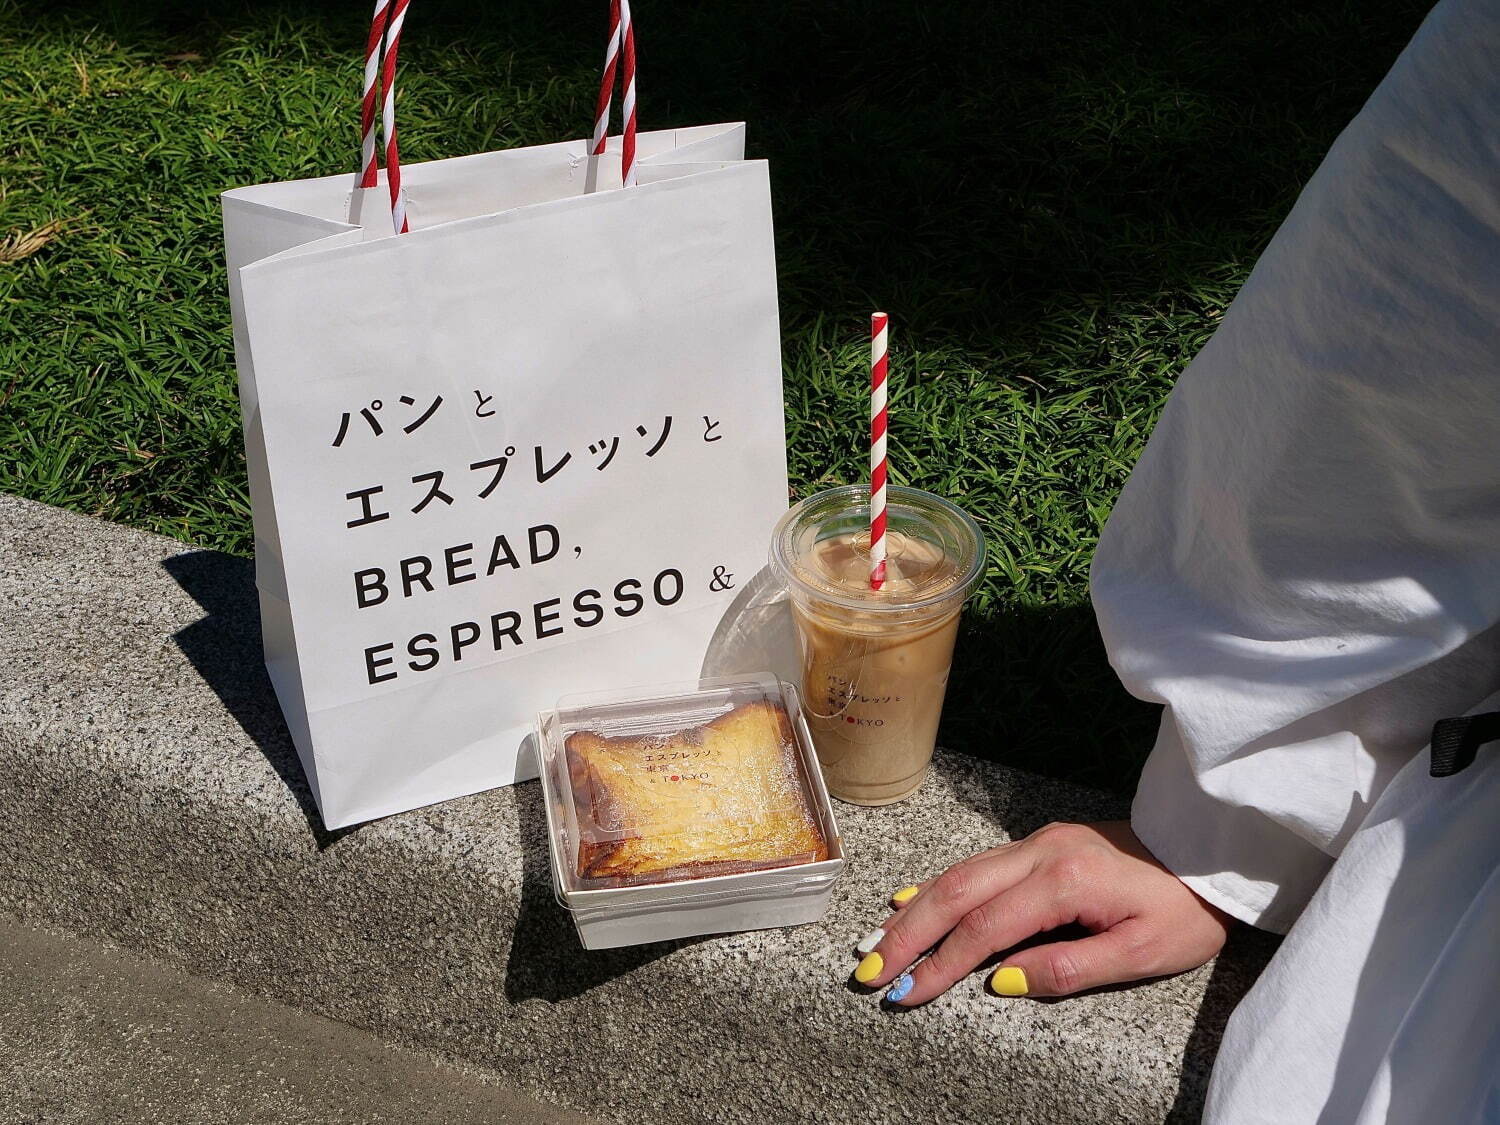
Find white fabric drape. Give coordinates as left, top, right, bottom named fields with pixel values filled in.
left=1090, top=0, right=1500, bottom=1116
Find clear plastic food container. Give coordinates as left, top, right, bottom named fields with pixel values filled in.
left=535, top=675, right=846, bottom=949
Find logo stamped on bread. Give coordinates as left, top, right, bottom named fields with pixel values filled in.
left=563, top=700, right=829, bottom=887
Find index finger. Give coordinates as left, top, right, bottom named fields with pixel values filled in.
left=856, top=845, right=1038, bottom=989
left=883, top=844, right=1015, bottom=911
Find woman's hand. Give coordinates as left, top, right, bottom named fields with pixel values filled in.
left=850, top=821, right=1231, bottom=1004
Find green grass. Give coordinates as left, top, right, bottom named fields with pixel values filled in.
left=0, top=0, right=1430, bottom=791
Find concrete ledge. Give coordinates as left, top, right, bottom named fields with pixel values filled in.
left=0, top=912, right=595, bottom=1124
left=0, top=495, right=1277, bottom=1124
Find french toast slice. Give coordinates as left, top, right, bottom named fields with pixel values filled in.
left=565, top=700, right=828, bottom=884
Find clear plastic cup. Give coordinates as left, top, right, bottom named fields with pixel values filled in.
left=768, top=485, right=985, bottom=805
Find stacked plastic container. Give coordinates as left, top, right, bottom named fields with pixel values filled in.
left=536, top=676, right=845, bottom=949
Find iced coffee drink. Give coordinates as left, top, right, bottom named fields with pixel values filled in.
left=770, top=487, right=984, bottom=805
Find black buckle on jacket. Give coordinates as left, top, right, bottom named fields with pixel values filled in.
left=1430, top=712, right=1500, bottom=778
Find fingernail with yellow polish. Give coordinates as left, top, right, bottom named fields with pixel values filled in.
left=854, top=952, right=884, bottom=985
left=891, top=885, right=920, bottom=906
left=990, top=966, right=1028, bottom=996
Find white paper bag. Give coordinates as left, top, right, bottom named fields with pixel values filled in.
left=223, top=45, right=786, bottom=828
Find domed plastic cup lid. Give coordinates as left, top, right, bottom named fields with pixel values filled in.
left=769, top=485, right=985, bottom=614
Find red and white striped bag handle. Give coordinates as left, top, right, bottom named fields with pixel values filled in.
left=357, top=0, right=411, bottom=234
left=590, top=0, right=639, bottom=185
left=359, top=0, right=637, bottom=236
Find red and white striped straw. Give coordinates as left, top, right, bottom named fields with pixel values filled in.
left=619, top=0, right=638, bottom=187
left=359, top=0, right=391, bottom=188
left=591, top=0, right=622, bottom=156
left=380, top=0, right=412, bottom=234
left=870, top=312, right=890, bottom=591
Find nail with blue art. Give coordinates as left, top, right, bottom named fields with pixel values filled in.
left=886, top=973, right=914, bottom=1003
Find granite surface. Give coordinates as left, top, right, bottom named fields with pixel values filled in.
left=0, top=494, right=1278, bottom=1124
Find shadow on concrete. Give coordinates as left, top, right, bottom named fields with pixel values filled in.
left=942, top=761, right=1281, bottom=1123
left=1161, top=925, right=1281, bottom=1123
left=161, top=549, right=356, bottom=850
left=502, top=777, right=705, bottom=1003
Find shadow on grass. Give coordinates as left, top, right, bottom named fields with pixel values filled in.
left=944, top=604, right=1162, bottom=794
left=35, top=0, right=1427, bottom=795
left=161, top=549, right=358, bottom=850
left=39, top=0, right=1431, bottom=346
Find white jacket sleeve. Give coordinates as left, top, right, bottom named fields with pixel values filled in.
left=1089, top=0, right=1500, bottom=934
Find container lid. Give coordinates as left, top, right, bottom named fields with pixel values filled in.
left=768, top=484, right=986, bottom=614
left=536, top=676, right=839, bottom=898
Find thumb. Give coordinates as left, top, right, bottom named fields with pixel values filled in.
left=989, top=923, right=1148, bottom=998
